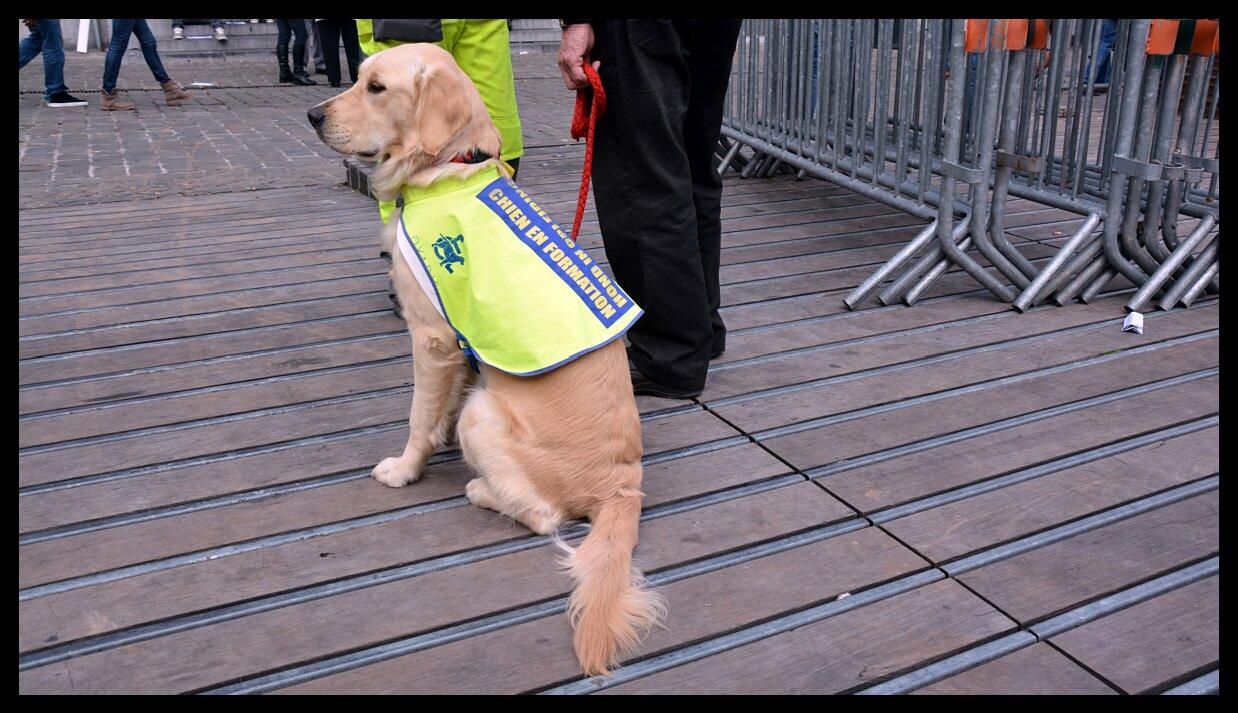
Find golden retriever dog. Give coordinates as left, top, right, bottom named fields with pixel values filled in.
left=307, top=43, right=664, bottom=676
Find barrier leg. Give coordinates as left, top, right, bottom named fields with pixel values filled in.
left=843, top=220, right=939, bottom=309
left=1157, top=236, right=1220, bottom=310
left=1125, top=215, right=1216, bottom=312
left=1012, top=213, right=1103, bottom=311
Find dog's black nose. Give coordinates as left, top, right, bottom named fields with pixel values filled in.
left=307, top=105, right=326, bottom=128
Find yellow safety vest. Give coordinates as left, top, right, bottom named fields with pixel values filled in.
left=396, top=165, right=642, bottom=375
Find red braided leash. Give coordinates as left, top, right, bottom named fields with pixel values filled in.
left=569, top=63, right=606, bottom=241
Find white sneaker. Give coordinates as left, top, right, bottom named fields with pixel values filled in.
left=249, top=19, right=259, bottom=23
left=214, top=27, right=227, bottom=41
left=172, top=26, right=184, bottom=40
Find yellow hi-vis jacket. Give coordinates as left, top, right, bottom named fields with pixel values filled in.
left=395, top=164, right=642, bottom=376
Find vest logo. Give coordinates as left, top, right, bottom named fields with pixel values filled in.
left=433, top=234, right=466, bottom=274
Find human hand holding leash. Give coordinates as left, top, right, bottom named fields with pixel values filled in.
left=558, top=22, right=599, bottom=90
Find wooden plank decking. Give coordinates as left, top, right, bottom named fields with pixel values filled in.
left=18, top=144, right=1218, bottom=694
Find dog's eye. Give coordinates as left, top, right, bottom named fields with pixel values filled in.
left=368, top=82, right=386, bottom=94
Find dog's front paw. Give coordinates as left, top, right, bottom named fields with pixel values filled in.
left=372, top=456, right=419, bottom=488
left=465, top=478, right=499, bottom=510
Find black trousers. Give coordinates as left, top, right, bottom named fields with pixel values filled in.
left=275, top=19, right=309, bottom=74
left=590, top=20, right=742, bottom=392
left=317, top=19, right=361, bottom=85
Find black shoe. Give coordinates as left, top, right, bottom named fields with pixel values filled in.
left=44, top=91, right=88, bottom=107
left=315, top=65, right=328, bottom=75
left=329, top=81, right=341, bottom=88
left=291, top=74, right=317, bottom=86
left=279, top=70, right=294, bottom=83
left=628, top=361, right=701, bottom=399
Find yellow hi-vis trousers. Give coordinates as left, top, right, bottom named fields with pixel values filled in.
left=356, top=19, right=525, bottom=225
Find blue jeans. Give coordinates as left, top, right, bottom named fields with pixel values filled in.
left=18, top=19, right=67, bottom=100
left=1093, top=19, right=1117, bottom=85
left=103, top=19, right=171, bottom=92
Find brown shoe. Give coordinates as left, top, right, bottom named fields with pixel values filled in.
left=100, top=88, right=136, bottom=111
left=161, top=80, right=192, bottom=105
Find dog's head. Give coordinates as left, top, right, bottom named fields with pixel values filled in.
left=307, top=43, right=502, bottom=198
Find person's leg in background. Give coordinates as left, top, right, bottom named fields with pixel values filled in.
left=339, top=19, right=361, bottom=83
left=589, top=20, right=714, bottom=396
left=1093, top=19, right=1117, bottom=86
left=130, top=19, right=190, bottom=104
left=100, top=19, right=137, bottom=110
left=299, top=19, right=309, bottom=71
left=276, top=19, right=293, bottom=82
left=682, top=20, right=742, bottom=359
left=318, top=19, right=342, bottom=87
left=211, top=19, right=227, bottom=42
left=19, top=21, right=45, bottom=70
left=809, top=20, right=819, bottom=114
left=171, top=19, right=184, bottom=40
left=101, top=19, right=136, bottom=90
left=26, top=19, right=71, bottom=104
left=131, top=20, right=170, bottom=82
left=309, top=19, right=327, bottom=74
left=289, top=19, right=314, bottom=84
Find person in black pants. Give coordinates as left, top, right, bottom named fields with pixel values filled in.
left=307, top=19, right=328, bottom=74
left=316, top=19, right=361, bottom=87
left=275, top=19, right=316, bottom=85
left=558, top=20, right=742, bottom=399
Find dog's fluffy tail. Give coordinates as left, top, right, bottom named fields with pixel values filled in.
left=556, top=493, right=665, bottom=676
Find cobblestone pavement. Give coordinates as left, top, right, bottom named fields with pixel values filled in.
left=18, top=50, right=576, bottom=208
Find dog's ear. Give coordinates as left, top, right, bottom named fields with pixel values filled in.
left=412, top=63, right=472, bottom=159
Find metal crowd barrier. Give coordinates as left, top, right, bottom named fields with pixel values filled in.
left=716, top=19, right=1220, bottom=313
